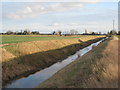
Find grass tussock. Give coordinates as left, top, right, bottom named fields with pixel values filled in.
left=37, top=38, right=118, bottom=88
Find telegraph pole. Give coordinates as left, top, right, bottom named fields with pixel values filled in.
left=113, top=20, right=114, bottom=30
left=85, top=29, right=87, bottom=34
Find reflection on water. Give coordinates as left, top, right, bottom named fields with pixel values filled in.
left=5, top=38, right=106, bottom=88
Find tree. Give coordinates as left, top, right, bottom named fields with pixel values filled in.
left=23, top=29, right=31, bottom=35
left=6, top=30, right=13, bottom=35
left=52, top=31, right=56, bottom=35
left=107, top=31, right=110, bottom=35
left=91, top=32, right=96, bottom=35
left=31, top=31, right=39, bottom=35
left=109, top=30, right=117, bottom=35
left=58, top=30, right=62, bottom=36
left=118, top=31, right=120, bottom=35
left=70, top=29, right=78, bottom=35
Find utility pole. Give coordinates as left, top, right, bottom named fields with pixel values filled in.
left=85, top=29, right=87, bottom=34
left=113, top=20, right=114, bottom=30
left=21, top=29, right=23, bottom=35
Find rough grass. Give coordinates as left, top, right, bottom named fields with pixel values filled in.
left=2, top=37, right=104, bottom=86
left=37, top=38, right=118, bottom=88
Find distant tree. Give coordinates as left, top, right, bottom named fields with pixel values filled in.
left=99, top=32, right=101, bottom=35
left=74, top=30, right=79, bottom=35
left=109, top=30, right=117, bottom=35
left=118, top=31, right=120, bottom=35
left=107, top=31, right=110, bottom=35
left=23, top=29, right=31, bottom=35
left=58, top=30, right=62, bottom=36
left=52, top=31, right=56, bottom=35
left=6, top=30, right=14, bottom=35
left=91, top=32, right=96, bottom=35
left=31, top=31, right=39, bottom=35
left=13, top=31, right=18, bottom=35
left=70, top=29, right=78, bottom=35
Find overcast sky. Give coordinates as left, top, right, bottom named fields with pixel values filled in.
left=0, top=0, right=118, bottom=33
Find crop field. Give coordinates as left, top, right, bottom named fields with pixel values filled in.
left=1, top=35, right=105, bottom=44
left=1, top=35, right=81, bottom=44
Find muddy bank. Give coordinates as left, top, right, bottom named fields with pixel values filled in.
left=38, top=38, right=118, bottom=88
left=2, top=37, right=105, bottom=86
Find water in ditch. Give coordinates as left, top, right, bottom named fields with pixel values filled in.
left=5, top=38, right=106, bottom=88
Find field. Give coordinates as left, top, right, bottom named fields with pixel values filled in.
left=37, top=37, right=118, bottom=88
left=1, top=35, right=84, bottom=44
left=1, top=35, right=105, bottom=86
left=1, top=35, right=106, bottom=44
left=1, top=35, right=105, bottom=61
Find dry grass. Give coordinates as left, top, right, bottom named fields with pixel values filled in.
left=1, top=48, right=16, bottom=62
left=37, top=38, right=118, bottom=88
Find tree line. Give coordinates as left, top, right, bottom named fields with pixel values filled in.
left=1, top=29, right=120, bottom=36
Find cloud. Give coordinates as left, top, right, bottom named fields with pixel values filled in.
left=5, top=0, right=106, bottom=19
left=3, top=21, right=113, bottom=33
left=6, top=2, right=84, bottom=19
left=3, top=0, right=116, bottom=3
left=7, top=5, right=43, bottom=19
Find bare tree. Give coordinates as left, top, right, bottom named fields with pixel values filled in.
left=70, top=29, right=78, bottom=35
left=23, top=29, right=31, bottom=35
left=58, top=30, right=62, bottom=36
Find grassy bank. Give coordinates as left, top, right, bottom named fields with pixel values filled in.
left=2, top=37, right=104, bottom=86
left=37, top=38, right=118, bottom=88
left=2, top=36, right=104, bottom=62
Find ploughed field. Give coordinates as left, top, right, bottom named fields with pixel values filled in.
left=1, top=35, right=105, bottom=87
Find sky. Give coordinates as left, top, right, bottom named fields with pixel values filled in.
left=0, top=0, right=118, bottom=34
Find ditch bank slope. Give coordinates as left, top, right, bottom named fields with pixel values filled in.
left=38, top=38, right=118, bottom=88
left=2, top=37, right=105, bottom=86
